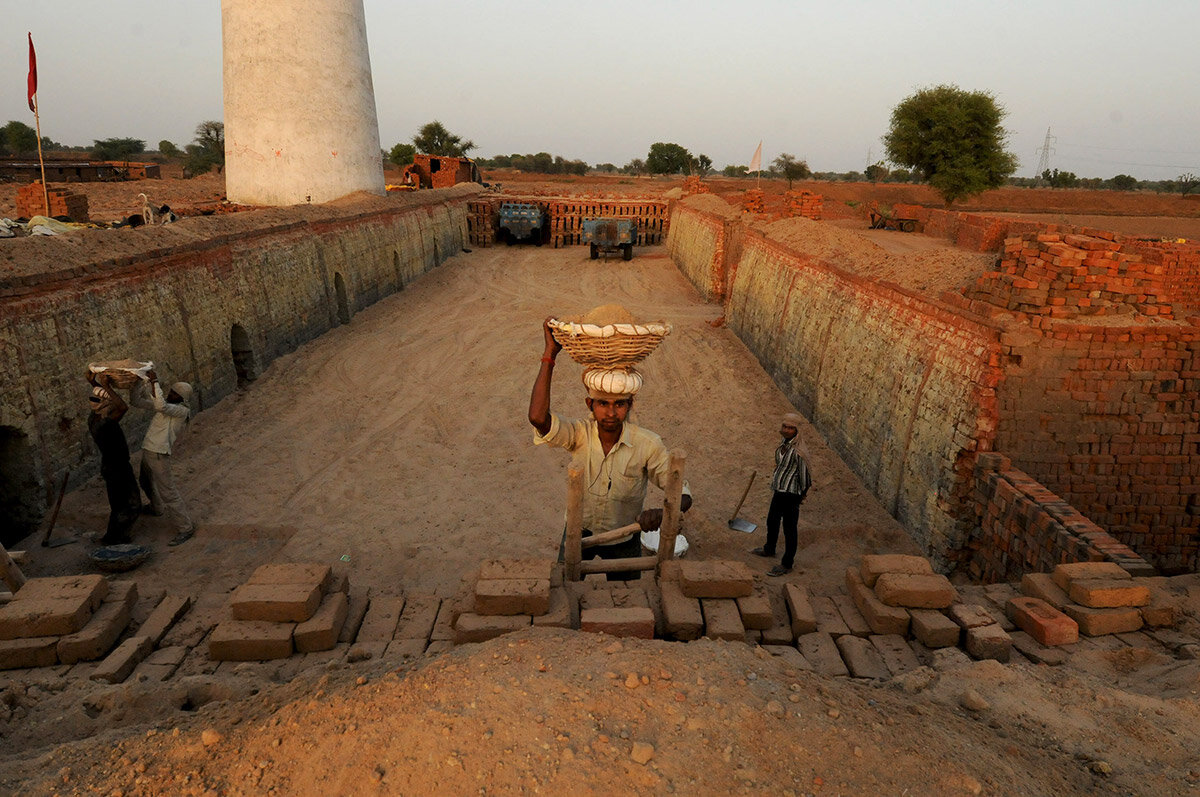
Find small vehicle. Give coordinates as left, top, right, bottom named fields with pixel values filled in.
left=868, top=209, right=917, bottom=233
left=498, top=202, right=545, bottom=245
left=582, top=218, right=636, bottom=260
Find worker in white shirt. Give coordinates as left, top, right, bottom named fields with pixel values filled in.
left=131, top=369, right=196, bottom=546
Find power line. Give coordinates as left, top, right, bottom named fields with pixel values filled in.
left=1033, top=127, right=1055, bottom=179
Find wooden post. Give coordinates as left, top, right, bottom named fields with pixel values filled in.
left=565, top=465, right=584, bottom=582
left=656, top=450, right=686, bottom=571
left=579, top=555, right=658, bottom=576
left=0, top=543, right=27, bottom=593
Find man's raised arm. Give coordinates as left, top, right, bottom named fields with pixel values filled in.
left=527, top=317, right=561, bottom=436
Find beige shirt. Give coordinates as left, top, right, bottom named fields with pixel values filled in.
left=131, top=382, right=189, bottom=455
left=534, top=413, right=691, bottom=542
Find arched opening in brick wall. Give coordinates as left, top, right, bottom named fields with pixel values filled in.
left=230, top=324, right=257, bottom=389
left=334, top=272, right=351, bottom=324
left=0, top=426, right=43, bottom=546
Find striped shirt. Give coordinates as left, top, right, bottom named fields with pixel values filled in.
left=771, top=438, right=811, bottom=498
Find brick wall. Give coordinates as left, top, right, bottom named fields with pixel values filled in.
left=969, top=452, right=1154, bottom=582
left=464, top=196, right=668, bottom=249
left=16, top=182, right=88, bottom=221
left=667, top=204, right=1007, bottom=569
left=0, top=186, right=478, bottom=541
left=994, top=319, right=1200, bottom=572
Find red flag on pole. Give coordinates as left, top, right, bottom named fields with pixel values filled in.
left=27, top=33, right=38, bottom=113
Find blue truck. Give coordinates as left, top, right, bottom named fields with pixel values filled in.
left=497, top=202, right=545, bottom=245
left=581, top=217, right=636, bottom=261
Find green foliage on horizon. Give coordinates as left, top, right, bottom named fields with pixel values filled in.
left=1, top=120, right=39, bottom=155
left=92, top=137, right=146, bottom=160
left=184, top=120, right=224, bottom=177
left=389, top=142, right=416, bottom=166
left=772, top=153, right=811, bottom=187
left=412, top=121, right=476, bottom=157
left=646, top=142, right=693, bottom=175
left=475, top=152, right=588, bottom=175
left=884, top=84, right=1018, bottom=205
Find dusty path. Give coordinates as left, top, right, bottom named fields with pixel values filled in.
left=36, top=244, right=913, bottom=601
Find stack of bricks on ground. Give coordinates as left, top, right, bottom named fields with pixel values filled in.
left=465, top=197, right=668, bottom=249
left=15, top=182, right=89, bottom=221
left=0, top=574, right=190, bottom=681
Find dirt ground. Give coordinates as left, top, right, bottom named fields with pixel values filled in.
left=4, top=175, right=1200, bottom=795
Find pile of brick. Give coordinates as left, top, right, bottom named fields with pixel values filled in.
left=682, top=176, right=710, bottom=197
left=784, top=190, right=822, bottom=220
left=453, top=559, right=571, bottom=643
left=969, top=452, right=1154, bottom=582
left=659, top=560, right=767, bottom=642
left=969, top=232, right=1176, bottom=320
left=0, top=575, right=136, bottom=671
left=742, top=189, right=765, bottom=214
left=459, top=196, right=668, bottom=249
left=16, top=182, right=89, bottom=221
left=1020, top=561, right=1169, bottom=638
left=466, top=200, right=496, bottom=247
left=208, top=563, right=351, bottom=661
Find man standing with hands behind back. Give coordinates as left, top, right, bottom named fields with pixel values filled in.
left=752, top=412, right=812, bottom=576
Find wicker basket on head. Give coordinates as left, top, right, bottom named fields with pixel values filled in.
left=548, top=318, right=671, bottom=368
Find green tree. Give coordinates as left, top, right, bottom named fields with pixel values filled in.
left=883, top=84, right=1018, bottom=205
left=389, top=142, right=416, bottom=166
left=646, top=142, right=692, bottom=175
left=694, top=154, right=712, bottom=176
left=865, top=161, right=890, bottom=183
left=1178, top=172, right=1199, bottom=197
left=412, top=120, right=475, bottom=157
left=1, top=120, right=39, bottom=154
left=1042, top=168, right=1079, bottom=189
left=92, top=137, right=146, bottom=160
left=722, top=164, right=749, bottom=177
left=889, top=168, right=913, bottom=183
left=1107, top=174, right=1138, bottom=191
left=623, top=158, right=646, bottom=176
left=184, top=120, right=224, bottom=177
left=771, top=153, right=811, bottom=188
left=596, top=163, right=617, bottom=173
left=158, top=140, right=181, bottom=158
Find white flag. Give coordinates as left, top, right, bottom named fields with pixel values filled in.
left=748, top=141, right=762, bottom=173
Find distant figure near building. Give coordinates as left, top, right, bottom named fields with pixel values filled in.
left=752, top=412, right=812, bottom=576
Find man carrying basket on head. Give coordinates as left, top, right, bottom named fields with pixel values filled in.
left=528, top=313, right=691, bottom=581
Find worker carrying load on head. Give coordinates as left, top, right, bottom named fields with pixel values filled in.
left=527, top=306, right=692, bottom=581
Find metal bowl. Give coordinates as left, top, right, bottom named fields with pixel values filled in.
left=90, top=543, right=151, bottom=572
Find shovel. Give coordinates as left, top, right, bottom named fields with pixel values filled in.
left=40, top=470, right=76, bottom=548
left=727, top=469, right=757, bottom=533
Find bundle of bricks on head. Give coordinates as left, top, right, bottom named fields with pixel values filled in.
left=16, top=182, right=89, bottom=221
left=0, top=574, right=191, bottom=683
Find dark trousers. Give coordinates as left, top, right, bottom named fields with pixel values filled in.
left=559, top=528, right=642, bottom=582
left=100, top=465, right=140, bottom=544
left=764, top=490, right=801, bottom=568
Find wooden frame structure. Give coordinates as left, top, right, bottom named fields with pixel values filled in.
left=563, top=450, right=686, bottom=581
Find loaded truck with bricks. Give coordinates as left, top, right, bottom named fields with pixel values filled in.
left=582, top=217, right=636, bottom=260
left=497, top=202, right=545, bottom=245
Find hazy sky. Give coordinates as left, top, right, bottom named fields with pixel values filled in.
left=4, top=1, right=1199, bottom=180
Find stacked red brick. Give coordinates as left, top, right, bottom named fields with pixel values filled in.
left=16, top=182, right=89, bottom=221
left=742, top=189, right=765, bottom=214
left=466, top=199, right=497, bottom=247
left=0, top=575, right=135, bottom=670
left=970, top=232, right=1176, bottom=320
left=969, top=452, right=1153, bottom=583
left=784, top=190, right=822, bottom=220
left=1020, top=560, right=1174, bottom=637
left=209, top=563, right=349, bottom=661
left=453, top=559, right=571, bottom=643
left=682, top=176, right=710, bottom=196
left=545, top=198, right=668, bottom=249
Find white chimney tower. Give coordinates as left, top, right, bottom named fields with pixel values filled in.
left=221, top=0, right=385, bottom=206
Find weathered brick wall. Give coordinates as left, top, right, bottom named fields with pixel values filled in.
left=664, top=206, right=729, bottom=302
left=969, top=452, right=1154, bottom=582
left=994, top=319, right=1200, bottom=572
left=666, top=204, right=1007, bottom=569
left=464, top=197, right=668, bottom=249
left=0, top=186, right=478, bottom=542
